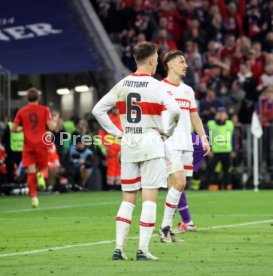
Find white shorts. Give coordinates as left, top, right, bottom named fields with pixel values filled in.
left=165, top=142, right=193, bottom=177
left=121, top=158, right=167, bottom=191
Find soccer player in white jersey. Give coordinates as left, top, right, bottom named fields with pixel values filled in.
left=159, top=50, right=210, bottom=242
left=92, top=42, right=180, bottom=260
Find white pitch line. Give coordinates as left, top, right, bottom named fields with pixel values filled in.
left=0, top=216, right=97, bottom=221
left=0, top=214, right=272, bottom=221
left=197, top=219, right=273, bottom=230
left=2, top=192, right=209, bottom=214
left=195, top=214, right=273, bottom=217
left=0, top=219, right=272, bottom=258
left=2, top=201, right=120, bottom=214
left=0, top=240, right=116, bottom=258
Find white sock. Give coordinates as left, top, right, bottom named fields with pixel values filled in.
left=161, top=187, right=182, bottom=228
left=139, top=201, right=156, bottom=254
left=116, top=201, right=135, bottom=251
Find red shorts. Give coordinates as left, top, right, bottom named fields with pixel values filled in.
left=22, top=147, right=48, bottom=169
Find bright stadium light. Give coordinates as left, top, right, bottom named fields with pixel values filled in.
left=56, top=88, right=70, bottom=95
left=18, top=90, right=42, bottom=96
left=74, top=85, right=89, bottom=93
left=17, top=91, right=28, bottom=96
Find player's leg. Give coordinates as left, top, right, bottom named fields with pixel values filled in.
left=137, top=188, right=158, bottom=260
left=160, top=170, right=185, bottom=241
left=36, top=148, right=49, bottom=191
left=177, top=191, right=197, bottom=232
left=36, top=168, right=48, bottom=190
left=177, top=192, right=191, bottom=230
left=22, top=148, right=39, bottom=207
left=112, top=162, right=139, bottom=260
left=113, top=190, right=137, bottom=260
left=177, top=133, right=205, bottom=230
left=190, top=137, right=205, bottom=191
left=177, top=151, right=197, bottom=232
left=26, top=163, right=39, bottom=208
left=160, top=146, right=186, bottom=242
left=136, top=158, right=165, bottom=260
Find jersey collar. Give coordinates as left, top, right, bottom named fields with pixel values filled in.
left=163, top=78, right=180, bottom=87
left=131, top=72, right=151, bottom=76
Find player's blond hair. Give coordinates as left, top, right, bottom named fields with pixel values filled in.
left=133, top=41, right=157, bottom=63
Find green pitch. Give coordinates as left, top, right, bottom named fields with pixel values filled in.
left=0, top=190, right=273, bottom=276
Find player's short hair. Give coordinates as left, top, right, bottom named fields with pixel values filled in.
left=133, top=41, right=157, bottom=63
left=163, top=50, right=184, bottom=71
left=27, top=87, right=39, bottom=102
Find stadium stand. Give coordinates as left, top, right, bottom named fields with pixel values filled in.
left=90, top=0, right=273, bottom=189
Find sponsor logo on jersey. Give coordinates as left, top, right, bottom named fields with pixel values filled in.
left=175, top=98, right=190, bottom=109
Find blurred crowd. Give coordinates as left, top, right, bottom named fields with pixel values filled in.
left=92, top=0, right=273, bottom=125
left=91, top=0, right=273, bottom=189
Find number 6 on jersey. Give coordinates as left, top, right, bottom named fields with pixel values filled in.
left=126, top=93, right=142, bottom=123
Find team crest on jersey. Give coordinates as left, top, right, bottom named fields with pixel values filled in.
left=167, top=91, right=173, bottom=96
left=183, top=91, right=190, bottom=97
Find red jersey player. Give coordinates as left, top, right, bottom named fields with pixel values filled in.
left=11, top=88, right=56, bottom=207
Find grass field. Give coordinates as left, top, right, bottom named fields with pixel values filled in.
left=0, top=190, right=273, bottom=276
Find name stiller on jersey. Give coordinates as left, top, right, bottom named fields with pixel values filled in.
left=162, top=78, right=197, bottom=151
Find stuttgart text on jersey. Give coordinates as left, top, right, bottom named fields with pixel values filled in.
left=122, top=80, right=149, bottom=88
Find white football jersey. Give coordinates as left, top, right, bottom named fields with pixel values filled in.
left=92, top=73, right=180, bottom=162
left=161, top=78, right=197, bottom=151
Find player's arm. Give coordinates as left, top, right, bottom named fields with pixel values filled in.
left=161, top=92, right=180, bottom=136
left=10, top=125, right=23, bottom=132
left=92, top=88, right=122, bottom=137
left=47, top=119, right=57, bottom=132
left=46, top=107, right=58, bottom=131
left=160, top=109, right=170, bottom=138
left=10, top=123, right=20, bottom=132
left=190, top=112, right=210, bottom=156
left=11, top=112, right=22, bottom=132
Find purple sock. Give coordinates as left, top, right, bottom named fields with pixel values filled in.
left=177, top=191, right=191, bottom=224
